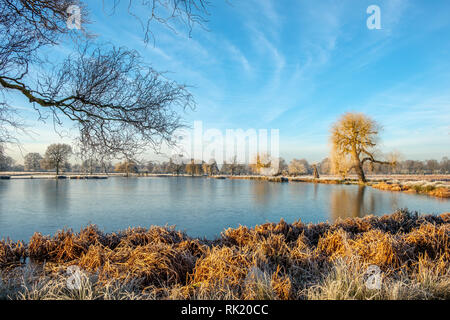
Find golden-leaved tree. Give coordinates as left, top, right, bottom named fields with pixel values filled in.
left=330, top=112, right=395, bottom=182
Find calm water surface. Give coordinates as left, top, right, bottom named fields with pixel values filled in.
left=0, top=177, right=448, bottom=241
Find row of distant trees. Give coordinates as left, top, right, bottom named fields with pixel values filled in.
left=101, top=155, right=450, bottom=176
left=1, top=143, right=449, bottom=176
left=139, top=156, right=450, bottom=176
left=0, top=143, right=114, bottom=174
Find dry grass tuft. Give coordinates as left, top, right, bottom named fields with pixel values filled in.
left=350, top=230, right=407, bottom=269
left=270, top=266, right=293, bottom=299
left=0, top=240, right=25, bottom=267
left=190, top=246, right=254, bottom=294
left=404, top=223, right=449, bottom=262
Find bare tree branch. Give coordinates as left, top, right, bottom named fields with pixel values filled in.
left=0, top=0, right=208, bottom=156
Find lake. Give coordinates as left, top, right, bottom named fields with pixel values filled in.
left=0, top=177, right=448, bottom=241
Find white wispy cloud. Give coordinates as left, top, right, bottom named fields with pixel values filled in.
left=224, top=41, right=252, bottom=73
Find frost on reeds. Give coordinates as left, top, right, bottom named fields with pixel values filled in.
left=0, top=239, right=26, bottom=267
left=372, top=180, right=450, bottom=198
left=1, top=210, right=449, bottom=300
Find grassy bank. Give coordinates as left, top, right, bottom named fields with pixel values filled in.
left=214, top=175, right=450, bottom=198
left=371, top=181, right=450, bottom=198
left=1, top=210, right=449, bottom=300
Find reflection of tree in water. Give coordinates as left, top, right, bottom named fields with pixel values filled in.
left=388, top=192, right=400, bottom=213
left=330, top=186, right=372, bottom=222
left=168, top=177, right=209, bottom=199
left=0, top=180, right=9, bottom=215
left=287, top=182, right=308, bottom=200
left=167, top=176, right=186, bottom=202
left=251, top=181, right=273, bottom=207
left=313, top=183, right=318, bottom=200
left=41, top=180, right=70, bottom=216
left=117, top=177, right=139, bottom=192
left=228, top=179, right=243, bottom=198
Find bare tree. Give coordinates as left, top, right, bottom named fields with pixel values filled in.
left=146, top=161, right=156, bottom=174
left=4, top=43, right=195, bottom=157
left=227, top=155, right=243, bottom=175
left=100, top=0, right=209, bottom=43
left=441, top=157, right=450, bottom=174
left=312, top=163, right=320, bottom=179
left=330, top=112, right=395, bottom=182
left=169, top=154, right=186, bottom=175
left=0, top=144, right=14, bottom=171
left=204, top=158, right=219, bottom=175
left=24, top=153, right=43, bottom=172
left=0, top=103, right=24, bottom=145
left=41, top=143, right=73, bottom=175
left=319, top=157, right=331, bottom=175
left=288, top=159, right=307, bottom=176
left=0, top=0, right=209, bottom=155
left=426, top=159, right=440, bottom=174
left=114, top=160, right=138, bottom=177
left=0, top=0, right=84, bottom=142
left=75, top=134, right=114, bottom=175
left=278, top=157, right=288, bottom=176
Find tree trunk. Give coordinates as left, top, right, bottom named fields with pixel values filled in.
left=351, top=150, right=366, bottom=183
left=353, top=185, right=366, bottom=217
left=355, top=162, right=366, bottom=182
left=313, top=165, right=320, bottom=179
left=56, top=163, right=59, bottom=176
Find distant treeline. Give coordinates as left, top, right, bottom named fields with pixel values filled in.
left=1, top=148, right=449, bottom=176
left=140, top=157, right=450, bottom=176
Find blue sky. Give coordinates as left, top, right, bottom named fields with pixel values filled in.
left=8, top=0, right=450, bottom=163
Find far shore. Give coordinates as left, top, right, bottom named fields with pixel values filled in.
left=1, top=172, right=449, bottom=198
left=2, top=171, right=450, bottom=180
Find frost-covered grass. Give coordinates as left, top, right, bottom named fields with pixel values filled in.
left=371, top=179, right=450, bottom=198
left=402, top=180, right=449, bottom=188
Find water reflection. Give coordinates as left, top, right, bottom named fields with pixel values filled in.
left=313, top=184, right=319, bottom=200
left=117, top=177, right=139, bottom=192
left=41, top=180, right=70, bottom=215
left=330, top=186, right=369, bottom=221
left=229, top=178, right=244, bottom=198
left=251, top=181, right=273, bottom=207
left=0, top=178, right=448, bottom=241
left=329, top=185, right=409, bottom=222
left=0, top=181, right=9, bottom=215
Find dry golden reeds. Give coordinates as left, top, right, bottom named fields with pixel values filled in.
left=0, top=239, right=25, bottom=267
left=1, top=210, right=449, bottom=300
